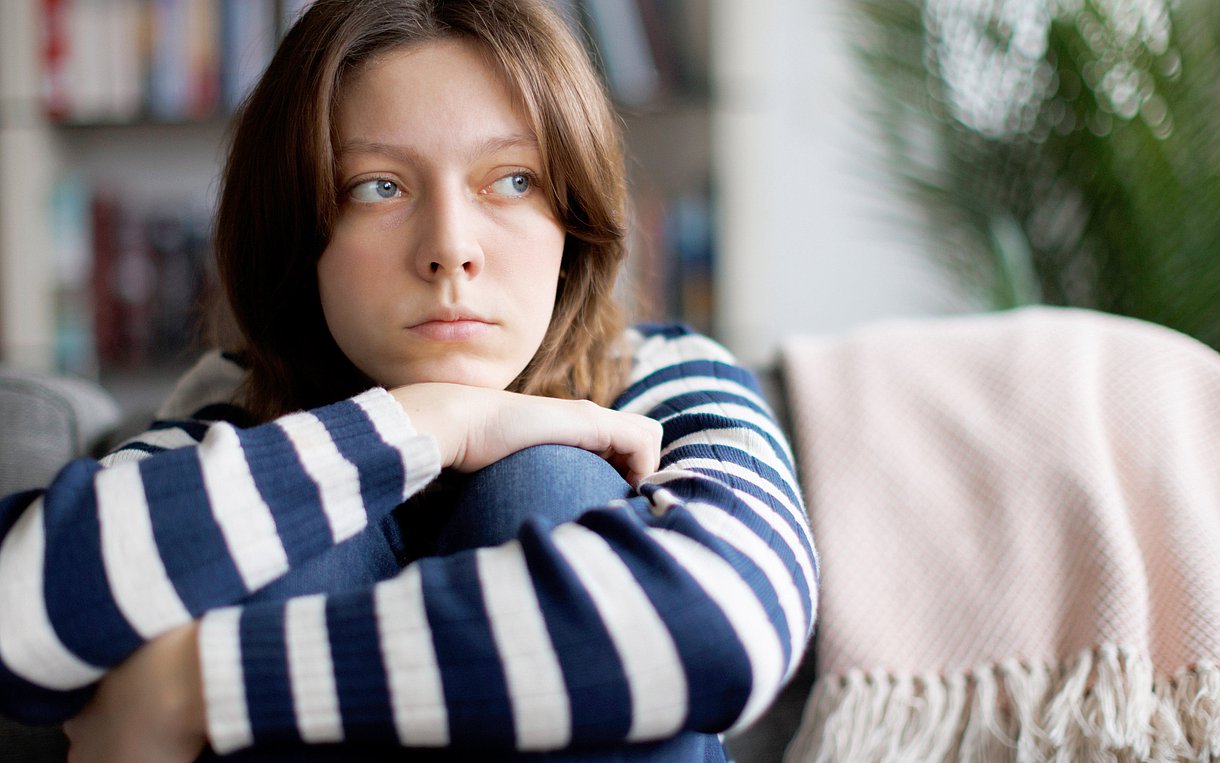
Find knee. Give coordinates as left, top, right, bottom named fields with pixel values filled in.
left=501, top=444, right=604, bottom=466
left=484, top=444, right=617, bottom=477
left=437, top=446, right=633, bottom=552
left=471, top=445, right=629, bottom=501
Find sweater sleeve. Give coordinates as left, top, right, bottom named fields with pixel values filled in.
left=0, top=388, right=441, bottom=723
left=198, top=326, right=819, bottom=754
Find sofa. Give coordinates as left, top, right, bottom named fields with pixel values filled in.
left=0, top=366, right=121, bottom=761
left=750, top=306, right=1220, bottom=762
left=4, top=306, right=1219, bottom=762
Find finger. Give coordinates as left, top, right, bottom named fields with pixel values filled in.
left=623, top=449, right=658, bottom=487
left=607, top=416, right=661, bottom=486
left=62, top=707, right=95, bottom=745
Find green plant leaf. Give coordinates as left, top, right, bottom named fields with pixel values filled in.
left=852, top=0, right=1220, bottom=346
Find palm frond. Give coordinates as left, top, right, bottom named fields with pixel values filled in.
left=852, top=0, right=1220, bottom=345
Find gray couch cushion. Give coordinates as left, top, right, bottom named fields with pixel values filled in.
left=0, top=367, right=121, bottom=757
left=0, top=367, right=121, bottom=495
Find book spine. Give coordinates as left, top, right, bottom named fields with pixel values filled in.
left=41, top=0, right=71, bottom=120
left=582, top=0, right=659, bottom=106
left=221, top=0, right=276, bottom=110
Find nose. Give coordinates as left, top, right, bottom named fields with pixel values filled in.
left=414, top=186, right=484, bottom=281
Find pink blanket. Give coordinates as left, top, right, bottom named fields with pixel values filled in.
left=781, top=308, right=1220, bottom=762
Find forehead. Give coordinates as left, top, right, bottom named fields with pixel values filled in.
left=335, top=38, right=534, bottom=148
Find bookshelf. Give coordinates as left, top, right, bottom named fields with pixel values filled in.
left=0, top=0, right=59, bottom=372
left=2, top=0, right=309, bottom=382
left=558, top=0, right=715, bottom=333
left=0, top=0, right=717, bottom=392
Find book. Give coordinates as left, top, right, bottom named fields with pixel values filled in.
left=41, top=0, right=71, bottom=120
left=147, top=0, right=221, bottom=121
left=278, top=0, right=314, bottom=35
left=50, top=174, right=97, bottom=374
left=221, top=0, right=276, bottom=110
left=582, top=0, right=659, bottom=106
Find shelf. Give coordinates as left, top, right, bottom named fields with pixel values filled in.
left=1, top=0, right=717, bottom=374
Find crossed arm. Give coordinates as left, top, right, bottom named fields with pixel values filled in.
left=0, top=327, right=818, bottom=760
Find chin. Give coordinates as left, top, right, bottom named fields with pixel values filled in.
left=382, top=359, right=523, bottom=391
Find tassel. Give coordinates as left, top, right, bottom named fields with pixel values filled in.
left=784, top=647, right=1220, bottom=763
left=902, top=672, right=947, bottom=759
left=1042, top=647, right=1094, bottom=753
left=1148, top=672, right=1187, bottom=761
left=1174, top=661, right=1220, bottom=759
left=959, top=664, right=1014, bottom=761
left=999, top=658, right=1051, bottom=761
left=1081, top=644, right=1155, bottom=758
left=875, top=672, right=917, bottom=760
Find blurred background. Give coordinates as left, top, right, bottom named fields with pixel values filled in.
left=1, top=0, right=1218, bottom=417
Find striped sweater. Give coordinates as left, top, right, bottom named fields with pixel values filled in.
left=0, top=325, right=817, bottom=754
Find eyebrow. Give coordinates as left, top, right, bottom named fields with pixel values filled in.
left=336, top=133, right=541, bottom=164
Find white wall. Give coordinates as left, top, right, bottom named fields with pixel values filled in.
left=712, top=0, right=963, bottom=367
left=0, top=0, right=58, bottom=370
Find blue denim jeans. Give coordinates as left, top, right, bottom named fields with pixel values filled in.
left=206, top=445, right=727, bottom=762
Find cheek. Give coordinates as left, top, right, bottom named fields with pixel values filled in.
left=316, top=244, right=375, bottom=342
left=506, top=228, right=565, bottom=322
left=317, top=227, right=397, bottom=305
left=316, top=249, right=348, bottom=323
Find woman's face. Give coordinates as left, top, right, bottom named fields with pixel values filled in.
left=318, top=39, right=566, bottom=391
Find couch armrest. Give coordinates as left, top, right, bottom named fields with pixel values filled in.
left=0, top=367, right=121, bottom=495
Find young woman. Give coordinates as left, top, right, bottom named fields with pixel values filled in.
left=0, top=1, right=817, bottom=760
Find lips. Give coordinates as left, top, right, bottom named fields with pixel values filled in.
left=406, top=308, right=493, bottom=342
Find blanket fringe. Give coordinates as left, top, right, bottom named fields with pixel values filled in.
left=784, top=646, right=1220, bottom=762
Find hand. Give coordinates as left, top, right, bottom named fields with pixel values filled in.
left=63, top=622, right=206, bottom=763
left=391, top=383, right=663, bottom=486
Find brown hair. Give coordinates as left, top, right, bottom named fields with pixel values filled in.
left=212, top=0, right=629, bottom=422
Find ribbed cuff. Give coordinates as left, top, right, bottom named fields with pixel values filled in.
left=215, top=389, right=441, bottom=573
left=199, top=607, right=253, bottom=754
left=350, top=388, right=442, bottom=501
left=284, top=595, right=344, bottom=743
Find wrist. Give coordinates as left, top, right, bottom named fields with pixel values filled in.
left=168, top=622, right=207, bottom=741
left=389, top=383, right=460, bottom=468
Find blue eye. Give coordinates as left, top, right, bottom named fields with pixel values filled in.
left=489, top=173, right=532, bottom=196
left=350, top=178, right=401, bottom=202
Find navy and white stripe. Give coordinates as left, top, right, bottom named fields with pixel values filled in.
left=285, top=594, right=344, bottom=743
left=199, top=326, right=818, bottom=753
left=0, top=387, right=439, bottom=724
left=475, top=543, right=572, bottom=749
left=0, top=326, right=818, bottom=754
